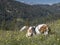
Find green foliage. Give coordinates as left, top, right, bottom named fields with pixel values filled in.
left=0, top=20, right=60, bottom=45
left=0, top=0, right=60, bottom=30
left=0, top=0, right=60, bottom=45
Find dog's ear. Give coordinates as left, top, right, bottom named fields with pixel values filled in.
left=39, top=25, right=47, bottom=33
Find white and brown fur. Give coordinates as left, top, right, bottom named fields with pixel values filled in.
left=26, top=24, right=51, bottom=37
left=35, top=24, right=51, bottom=35
left=26, top=26, right=36, bottom=37
left=20, top=26, right=29, bottom=31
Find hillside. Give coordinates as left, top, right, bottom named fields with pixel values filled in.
left=0, top=20, right=60, bottom=45
left=0, top=0, right=60, bottom=30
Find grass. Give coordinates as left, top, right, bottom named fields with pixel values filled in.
left=0, top=20, right=60, bottom=45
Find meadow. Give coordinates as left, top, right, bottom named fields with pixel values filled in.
left=0, top=20, right=60, bottom=45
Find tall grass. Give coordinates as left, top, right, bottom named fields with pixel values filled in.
left=0, top=20, right=60, bottom=45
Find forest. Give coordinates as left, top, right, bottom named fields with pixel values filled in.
left=0, top=0, right=60, bottom=30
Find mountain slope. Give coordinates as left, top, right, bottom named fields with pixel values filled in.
left=0, top=0, right=60, bottom=30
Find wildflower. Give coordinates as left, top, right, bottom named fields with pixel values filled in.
left=40, top=37, right=42, bottom=39
left=57, top=38, right=60, bottom=41
left=6, top=40, right=8, bottom=42
left=17, top=37, right=20, bottom=41
left=47, top=41, right=49, bottom=44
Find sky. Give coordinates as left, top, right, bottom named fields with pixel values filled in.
left=16, top=0, right=60, bottom=5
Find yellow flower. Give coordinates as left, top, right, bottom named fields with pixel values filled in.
left=57, top=38, right=60, bottom=41
left=6, top=40, right=8, bottom=42
left=17, top=38, right=19, bottom=41
left=17, top=37, right=20, bottom=41
left=40, top=37, right=42, bottom=39
left=47, top=41, right=49, bottom=44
